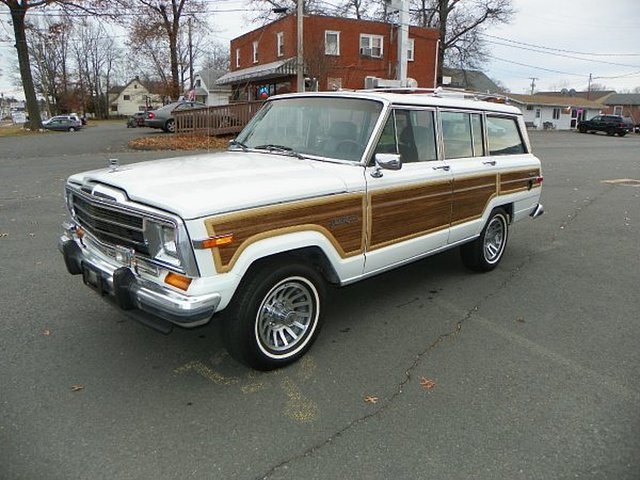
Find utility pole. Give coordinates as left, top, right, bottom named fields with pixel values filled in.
left=387, top=0, right=408, bottom=84
left=587, top=73, right=592, bottom=100
left=529, top=77, right=538, bottom=95
left=296, top=0, right=304, bottom=92
left=188, top=17, right=194, bottom=91
left=397, top=0, right=409, bottom=84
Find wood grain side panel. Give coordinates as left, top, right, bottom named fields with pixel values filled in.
left=204, top=194, right=365, bottom=272
left=500, top=168, right=541, bottom=194
left=369, top=181, right=452, bottom=249
left=451, top=174, right=498, bottom=225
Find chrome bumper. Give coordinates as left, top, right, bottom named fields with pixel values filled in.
left=59, top=234, right=220, bottom=329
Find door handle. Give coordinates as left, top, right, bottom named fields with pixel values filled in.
left=483, top=160, right=496, bottom=166
left=432, top=165, right=450, bottom=171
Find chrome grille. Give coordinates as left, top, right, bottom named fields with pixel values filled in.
left=71, top=192, right=150, bottom=256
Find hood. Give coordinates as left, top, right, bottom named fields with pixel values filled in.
left=68, top=151, right=355, bottom=219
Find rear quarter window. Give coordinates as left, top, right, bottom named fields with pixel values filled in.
left=487, top=116, right=526, bottom=156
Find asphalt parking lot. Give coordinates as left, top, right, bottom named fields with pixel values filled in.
left=1, top=125, right=639, bottom=479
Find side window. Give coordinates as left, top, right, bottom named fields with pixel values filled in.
left=374, top=109, right=437, bottom=163
left=486, top=116, right=526, bottom=156
left=441, top=111, right=473, bottom=159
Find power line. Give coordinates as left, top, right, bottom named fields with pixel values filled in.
left=487, top=55, right=589, bottom=77
left=481, top=33, right=640, bottom=57
left=483, top=38, right=640, bottom=69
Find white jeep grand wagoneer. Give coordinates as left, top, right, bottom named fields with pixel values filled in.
left=60, top=90, right=543, bottom=370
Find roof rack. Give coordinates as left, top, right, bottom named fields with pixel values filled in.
left=358, top=86, right=512, bottom=104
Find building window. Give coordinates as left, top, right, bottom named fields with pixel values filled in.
left=235, top=48, right=240, bottom=68
left=360, top=34, right=383, bottom=58
left=325, top=31, right=340, bottom=56
left=552, top=108, right=560, bottom=119
left=613, top=105, right=623, bottom=115
left=277, top=32, right=284, bottom=57
left=407, top=38, right=414, bottom=62
left=123, top=95, right=130, bottom=101
left=253, top=41, right=259, bottom=63
left=526, top=105, right=533, bottom=111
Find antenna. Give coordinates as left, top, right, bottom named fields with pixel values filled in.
left=529, top=77, right=539, bottom=95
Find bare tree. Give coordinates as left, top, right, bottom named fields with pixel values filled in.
left=102, top=0, right=206, bottom=100
left=73, top=19, right=121, bottom=118
left=247, top=0, right=326, bottom=24
left=1, top=0, right=100, bottom=128
left=199, top=43, right=230, bottom=72
left=26, top=16, right=74, bottom=115
left=409, top=0, right=514, bottom=84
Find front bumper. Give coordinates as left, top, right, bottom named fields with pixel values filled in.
left=59, top=233, right=220, bottom=330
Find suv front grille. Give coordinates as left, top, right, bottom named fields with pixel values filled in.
left=71, top=192, right=150, bottom=256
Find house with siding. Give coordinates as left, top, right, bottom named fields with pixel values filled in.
left=507, top=94, right=603, bottom=130
left=216, top=14, right=439, bottom=101
left=109, top=77, right=163, bottom=116
left=190, top=69, right=231, bottom=106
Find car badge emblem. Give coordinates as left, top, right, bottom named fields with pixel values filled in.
left=108, top=158, right=119, bottom=172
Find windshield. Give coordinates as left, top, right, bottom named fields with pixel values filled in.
left=235, top=97, right=383, bottom=162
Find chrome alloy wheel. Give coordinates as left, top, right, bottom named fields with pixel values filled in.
left=255, top=276, right=320, bottom=358
left=483, top=215, right=506, bottom=264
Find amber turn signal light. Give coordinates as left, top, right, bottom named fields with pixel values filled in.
left=165, top=272, right=192, bottom=291
left=196, top=233, right=234, bottom=249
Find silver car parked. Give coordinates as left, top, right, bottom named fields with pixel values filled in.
left=144, top=101, right=205, bottom=133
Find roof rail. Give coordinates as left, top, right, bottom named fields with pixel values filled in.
left=358, top=86, right=511, bottom=103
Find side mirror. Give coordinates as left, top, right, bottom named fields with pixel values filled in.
left=371, top=153, right=402, bottom=178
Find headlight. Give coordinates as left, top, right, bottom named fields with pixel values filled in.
left=160, top=225, right=178, bottom=257
left=146, top=220, right=181, bottom=268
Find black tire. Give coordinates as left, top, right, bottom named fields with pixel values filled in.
left=68, top=127, right=76, bottom=132
left=223, top=260, right=325, bottom=370
left=618, top=131, right=626, bottom=137
left=461, top=208, right=509, bottom=272
left=606, top=128, right=615, bottom=136
left=578, top=125, right=587, bottom=133
left=165, top=119, right=175, bottom=133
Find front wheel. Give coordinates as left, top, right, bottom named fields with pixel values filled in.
left=164, top=119, right=175, bottom=133
left=223, top=261, right=325, bottom=370
left=461, top=209, right=509, bottom=272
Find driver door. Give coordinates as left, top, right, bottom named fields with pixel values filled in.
left=363, top=108, right=453, bottom=275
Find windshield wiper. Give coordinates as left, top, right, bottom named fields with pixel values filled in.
left=228, top=139, right=248, bottom=151
left=254, top=144, right=305, bottom=159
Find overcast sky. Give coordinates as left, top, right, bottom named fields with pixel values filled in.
left=1, top=0, right=639, bottom=98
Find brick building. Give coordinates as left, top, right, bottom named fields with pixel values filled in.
left=602, top=93, right=640, bottom=125
left=216, top=14, right=439, bottom=102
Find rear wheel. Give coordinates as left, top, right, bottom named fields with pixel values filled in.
left=68, top=127, right=76, bottom=132
left=578, top=125, right=587, bottom=133
left=606, top=128, right=615, bottom=136
left=461, top=208, right=509, bottom=272
left=223, top=260, right=325, bottom=370
left=165, top=119, right=175, bottom=133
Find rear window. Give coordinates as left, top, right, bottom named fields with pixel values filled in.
left=486, top=116, right=526, bottom=156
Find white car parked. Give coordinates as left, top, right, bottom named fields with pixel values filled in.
left=59, top=89, right=543, bottom=370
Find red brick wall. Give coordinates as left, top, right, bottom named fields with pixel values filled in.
left=229, top=15, right=438, bottom=92
left=602, top=105, right=640, bottom=124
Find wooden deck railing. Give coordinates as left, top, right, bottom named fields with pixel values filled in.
left=174, top=101, right=264, bottom=136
